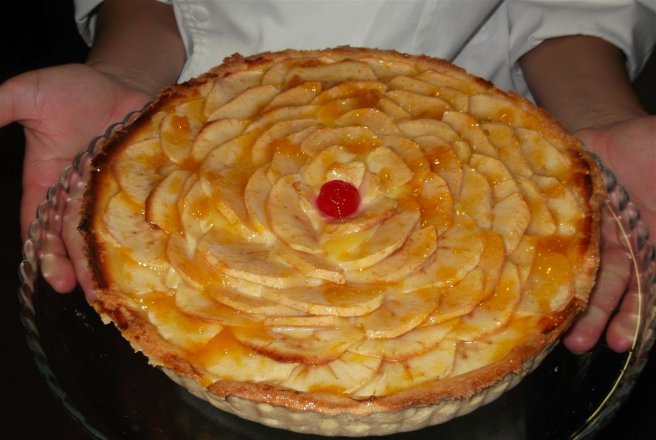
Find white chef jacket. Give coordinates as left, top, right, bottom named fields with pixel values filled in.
left=73, top=0, right=656, bottom=99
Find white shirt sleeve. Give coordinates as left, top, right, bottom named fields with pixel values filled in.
left=507, top=0, right=656, bottom=80
left=73, top=0, right=103, bottom=46
left=73, top=0, right=173, bottom=46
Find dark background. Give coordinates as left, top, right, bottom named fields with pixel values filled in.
left=1, top=1, right=654, bottom=439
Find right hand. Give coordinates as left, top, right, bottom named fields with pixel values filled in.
left=0, top=63, right=152, bottom=297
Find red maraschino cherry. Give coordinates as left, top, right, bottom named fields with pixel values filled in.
left=316, top=180, right=360, bottom=219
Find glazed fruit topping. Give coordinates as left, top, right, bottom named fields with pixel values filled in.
left=316, top=180, right=361, bottom=219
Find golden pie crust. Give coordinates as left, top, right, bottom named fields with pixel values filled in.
left=81, top=47, right=604, bottom=436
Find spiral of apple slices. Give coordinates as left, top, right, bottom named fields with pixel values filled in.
left=90, top=49, right=601, bottom=399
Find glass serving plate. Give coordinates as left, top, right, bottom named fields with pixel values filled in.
left=18, top=111, right=656, bottom=440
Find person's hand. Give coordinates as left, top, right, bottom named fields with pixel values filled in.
left=563, top=115, right=656, bottom=353
left=0, top=63, right=152, bottom=298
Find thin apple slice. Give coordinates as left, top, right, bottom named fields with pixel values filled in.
left=416, top=70, right=486, bottom=94
left=531, top=175, right=583, bottom=236
left=234, top=325, right=364, bottom=365
left=191, top=118, right=246, bottom=161
left=200, top=132, right=256, bottom=174
left=481, top=122, right=533, bottom=178
left=472, top=151, right=531, bottom=253
left=243, top=168, right=275, bottom=240
left=492, top=191, right=531, bottom=254
left=267, top=175, right=321, bottom=254
left=516, top=176, right=557, bottom=236
left=146, top=293, right=223, bottom=351
left=203, top=167, right=259, bottom=241
left=312, top=80, right=387, bottom=104
left=204, top=69, right=265, bottom=117
left=174, top=284, right=262, bottom=326
left=468, top=94, right=541, bottom=129
left=160, top=108, right=202, bottom=164
left=425, top=268, right=486, bottom=324
left=337, top=209, right=420, bottom=272
left=206, top=284, right=304, bottom=316
left=262, top=283, right=386, bottom=317
left=471, top=154, right=531, bottom=254
left=284, top=60, right=377, bottom=85
left=322, top=196, right=396, bottom=236
left=357, top=170, right=383, bottom=204
left=457, top=166, right=492, bottom=229
left=197, top=229, right=320, bottom=288
left=167, top=232, right=219, bottom=289
left=263, top=81, right=322, bottom=111
left=361, top=57, right=419, bottom=78
left=195, top=328, right=298, bottom=382
left=353, top=289, right=439, bottom=339
left=145, top=169, right=191, bottom=233
left=261, top=59, right=295, bottom=86
left=379, top=135, right=429, bottom=172
left=207, top=84, right=279, bottom=120
left=277, top=245, right=344, bottom=284
left=352, top=319, right=458, bottom=361
left=509, top=235, right=537, bottom=286
left=392, top=75, right=469, bottom=111
left=418, top=137, right=464, bottom=196
left=281, top=351, right=380, bottom=394
left=517, top=247, right=573, bottom=315
left=178, top=177, right=235, bottom=250
left=403, top=214, right=484, bottom=289
left=96, top=241, right=168, bottom=294
left=266, top=145, right=307, bottom=183
left=516, top=128, right=571, bottom=179
left=334, top=108, right=400, bottom=135
left=451, top=316, right=539, bottom=376
left=345, top=225, right=436, bottom=282
left=442, top=111, right=497, bottom=157
left=478, top=230, right=507, bottom=301
left=389, top=75, right=457, bottom=101
left=263, top=314, right=350, bottom=328
left=432, top=87, right=469, bottom=112
left=411, top=169, right=454, bottom=235
left=397, top=118, right=459, bottom=141
left=385, top=89, right=450, bottom=119
left=471, top=153, right=518, bottom=200
left=113, top=138, right=165, bottom=204
left=325, top=161, right=366, bottom=188
left=451, top=262, right=521, bottom=341
left=353, top=338, right=456, bottom=397
left=366, top=146, right=413, bottom=192
left=300, top=126, right=379, bottom=156
left=300, top=145, right=356, bottom=189
left=251, top=119, right=317, bottom=164
left=103, top=192, right=168, bottom=268
left=245, top=104, right=319, bottom=133
left=376, top=96, right=411, bottom=120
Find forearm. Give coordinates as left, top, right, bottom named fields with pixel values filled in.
left=86, top=0, right=185, bottom=96
left=520, top=36, right=646, bottom=132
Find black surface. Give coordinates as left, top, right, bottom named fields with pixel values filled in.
left=2, top=1, right=655, bottom=439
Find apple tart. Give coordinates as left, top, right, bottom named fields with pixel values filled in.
left=81, top=47, right=604, bottom=436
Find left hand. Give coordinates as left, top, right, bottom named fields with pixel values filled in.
left=563, top=115, right=656, bottom=353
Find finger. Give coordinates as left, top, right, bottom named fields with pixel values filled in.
left=41, top=253, right=78, bottom=293
left=21, top=154, right=74, bottom=240
left=62, top=189, right=96, bottom=303
left=605, top=275, right=641, bottom=353
left=562, top=244, right=631, bottom=353
left=39, top=220, right=78, bottom=293
left=0, top=71, right=41, bottom=128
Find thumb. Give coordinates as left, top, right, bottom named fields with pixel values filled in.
left=0, top=70, right=43, bottom=129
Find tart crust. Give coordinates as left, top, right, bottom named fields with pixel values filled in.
left=81, top=47, right=604, bottom=436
